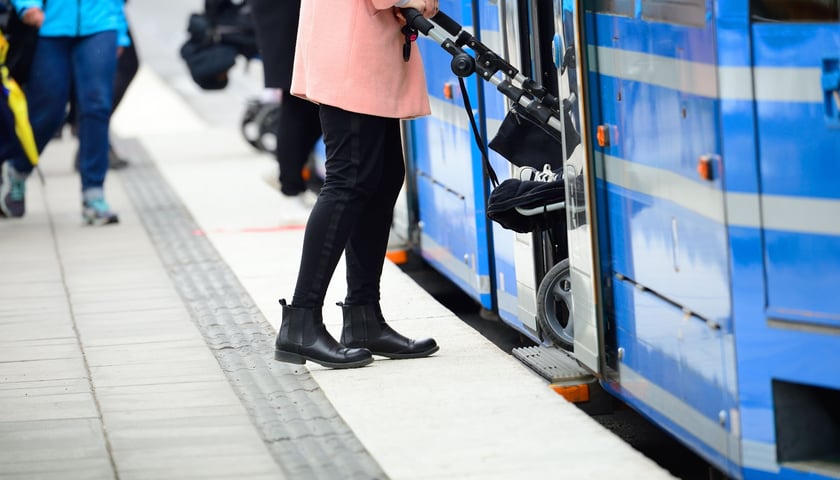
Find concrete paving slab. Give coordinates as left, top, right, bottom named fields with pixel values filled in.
left=0, top=320, right=75, bottom=343
left=70, top=295, right=186, bottom=316
left=102, top=404, right=254, bottom=425
left=83, top=340, right=216, bottom=367
left=0, top=418, right=108, bottom=464
left=0, top=458, right=115, bottom=480
left=0, top=377, right=91, bottom=397
left=95, top=381, right=245, bottom=413
left=0, top=357, right=88, bottom=383
left=0, top=392, right=100, bottom=422
left=114, top=452, right=282, bottom=480
left=0, top=281, right=67, bottom=299
left=0, top=337, right=81, bottom=363
left=89, top=359, right=228, bottom=388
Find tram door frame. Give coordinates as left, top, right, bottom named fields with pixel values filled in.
left=559, top=0, right=604, bottom=374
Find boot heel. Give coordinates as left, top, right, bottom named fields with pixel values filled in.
left=274, top=350, right=306, bottom=365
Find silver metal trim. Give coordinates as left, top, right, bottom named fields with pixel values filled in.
left=429, top=96, right=471, bottom=131
left=767, top=318, right=840, bottom=336
left=596, top=153, right=840, bottom=236
left=497, top=288, right=519, bottom=317
left=420, top=232, right=491, bottom=295
left=596, top=152, right=726, bottom=223
left=742, top=439, right=780, bottom=473
left=761, top=195, right=840, bottom=236
left=590, top=46, right=824, bottom=103
left=589, top=45, right=719, bottom=98
left=754, top=67, right=824, bottom=103
left=620, top=364, right=742, bottom=465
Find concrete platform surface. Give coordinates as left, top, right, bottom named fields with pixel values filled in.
left=0, top=1, right=677, bottom=477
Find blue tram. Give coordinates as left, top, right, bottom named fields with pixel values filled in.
left=399, top=0, right=840, bottom=478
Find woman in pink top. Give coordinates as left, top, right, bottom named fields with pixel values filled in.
left=274, top=0, right=440, bottom=369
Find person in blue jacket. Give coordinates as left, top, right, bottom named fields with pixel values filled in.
left=0, top=0, right=128, bottom=224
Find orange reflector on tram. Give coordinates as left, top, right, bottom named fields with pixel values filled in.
left=596, top=125, right=610, bottom=147
left=386, top=249, right=408, bottom=265
left=550, top=383, right=590, bottom=403
left=443, top=83, right=454, bottom=99
left=697, top=155, right=713, bottom=181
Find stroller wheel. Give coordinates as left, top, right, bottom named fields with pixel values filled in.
left=256, top=103, right=280, bottom=154
left=240, top=99, right=265, bottom=151
left=536, top=258, right=574, bottom=351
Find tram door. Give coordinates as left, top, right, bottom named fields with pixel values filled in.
left=751, top=2, right=840, bottom=333
left=556, top=0, right=602, bottom=373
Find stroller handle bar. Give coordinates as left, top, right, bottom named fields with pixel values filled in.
left=402, top=8, right=477, bottom=78
left=403, top=7, right=565, bottom=137
left=401, top=8, right=435, bottom=35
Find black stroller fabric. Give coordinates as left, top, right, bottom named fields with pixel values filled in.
left=489, top=105, right=562, bottom=170
left=488, top=103, right=578, bottom=170
left=487, top=178, right=566, bottom=234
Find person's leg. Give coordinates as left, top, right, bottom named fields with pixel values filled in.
left=17, top=37, right=74, bottom=169
left=342, top=118, right=404, bottom=305
left=276, top=106, right=384, bottom=369
left=276, top=93, right=322, bottom=196
left=338, top=120, right=438, bottom=359
left=290, top=105, right=391, bottom=308
left=112, top=28, right=138, bottom=113
left=105, top=30, right=139, bottom=171
left=72, top=31, right=119, bottom=224
left=1, top=37, right=72, bottom=218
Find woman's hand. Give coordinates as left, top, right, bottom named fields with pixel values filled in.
left=400, top=0, right=438, bottom=18
left=21, top=7, right=45, bottom=28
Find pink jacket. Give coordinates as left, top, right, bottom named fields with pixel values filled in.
left=290, top=0, right=431, bottom=119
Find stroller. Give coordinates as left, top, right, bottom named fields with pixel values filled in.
left=404, top=9, right=581, bottom=351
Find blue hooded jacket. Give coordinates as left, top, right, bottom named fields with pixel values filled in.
left=11, top=0, right=129, bottom=46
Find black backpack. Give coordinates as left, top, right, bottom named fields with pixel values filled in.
left=179, top=0, right=258, bottom=90
left=1, top=0, right=41, bottom=86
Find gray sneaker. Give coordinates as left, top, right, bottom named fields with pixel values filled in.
left=82, top=197, right=119, bottom=226
left=0, top=161, right=27, bottom=218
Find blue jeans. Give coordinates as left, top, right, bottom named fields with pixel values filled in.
left=11, top=32, right=117, bottom=192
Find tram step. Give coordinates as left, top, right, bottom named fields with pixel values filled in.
left=512, top=346, right=594, bottom=385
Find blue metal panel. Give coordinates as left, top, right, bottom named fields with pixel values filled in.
left=589, top=12, right=717, bottom=63
left=605, top=184, right=731, bottom=323
left=587, top=10, right=731, bottom=323
left=606, top=277, right=735, bottom=475
left=586, top=5, right=740, bottom=477
left=475, top=0, right=521, bottom=328
left=752, top=24, right=840, bottom=332
left=408, top=0, right=493, bottom=309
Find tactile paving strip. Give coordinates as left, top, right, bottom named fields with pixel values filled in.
left=118, top=139, right=386, bottom=480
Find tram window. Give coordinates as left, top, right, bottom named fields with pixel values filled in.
left=752, top=0, right=840, bottom=22
left=585, top=0, right=634, bottom=17
left=641, top=0, right=706, bottom=27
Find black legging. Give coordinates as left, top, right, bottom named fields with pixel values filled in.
left=291, top=105, right=404, bottom=308
left=276, top=92, right=321, bottom=195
